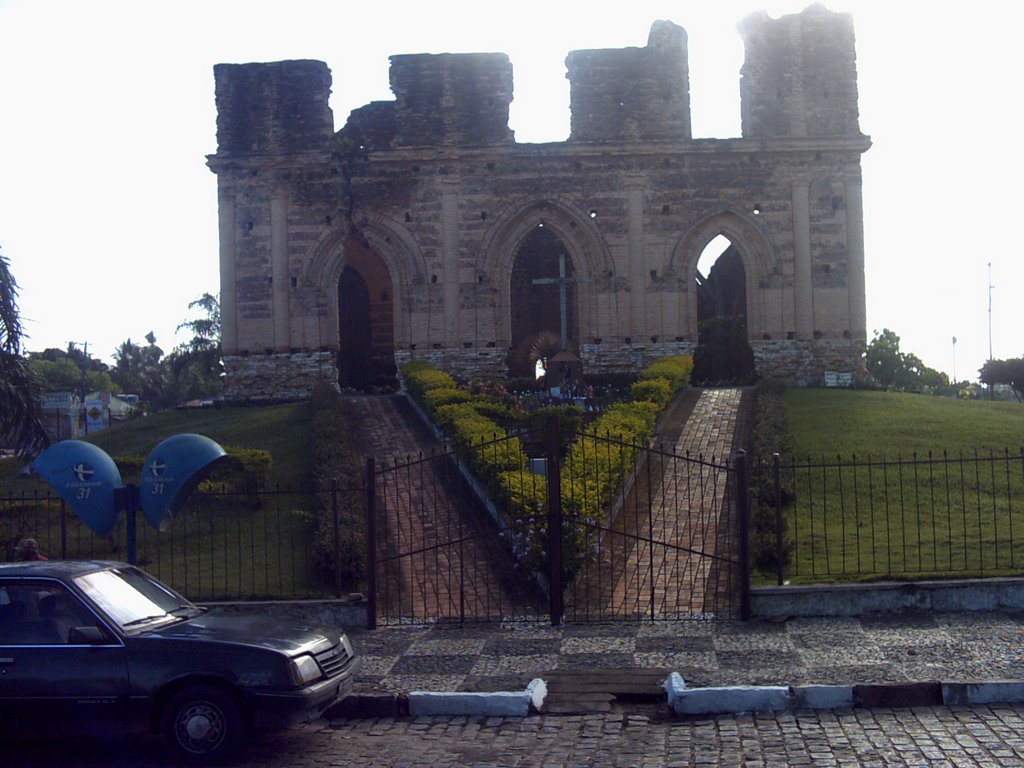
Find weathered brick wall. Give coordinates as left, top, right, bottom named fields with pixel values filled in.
left=222, top=352, right=339, bottom=401
left=567, top=20, right=691, bottom=142
left=209, top=6, right=869, bottom=401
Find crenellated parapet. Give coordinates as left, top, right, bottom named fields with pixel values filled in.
left=739, top=4, right=861, bottom=139
left=566, top=20, right=691, bottom=142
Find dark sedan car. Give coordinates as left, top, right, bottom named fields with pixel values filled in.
left=0, top=560, right=361, bottom=763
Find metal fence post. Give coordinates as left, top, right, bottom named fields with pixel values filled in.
left=735, top=449, right=752, bottom=621
left=773, top=452, right=784, bottom=586
left=60, top=499, right=68, bottom=560
left=546, top=415, right=563, bottom=626
left=364, top=458, right=377, bottom=630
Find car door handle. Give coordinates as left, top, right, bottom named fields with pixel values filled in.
left=0, top=658, right=13, bottom=665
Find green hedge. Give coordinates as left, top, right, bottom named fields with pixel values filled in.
left=638, top=355, right=694, bottom=391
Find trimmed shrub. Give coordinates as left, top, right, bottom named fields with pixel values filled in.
left=630, top=377, right=673, bottom=406
left=422, top=387, right=474, bottom=414
left=400, top=362, right=456, bottom=401
left=638, top=355, right=694, bottom=391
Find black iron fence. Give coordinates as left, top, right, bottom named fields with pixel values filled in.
left=10, top=445, right=1022, bottom=608
left=754, top=449, right=1024, bottom=583
left=1, top=481, right=365, bottom=601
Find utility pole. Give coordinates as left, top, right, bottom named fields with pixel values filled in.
left=952, top=336, right=957, bottom=385
left=987, top=263, right=994, bottom=400
left=988, top=262, right=994, bottom=363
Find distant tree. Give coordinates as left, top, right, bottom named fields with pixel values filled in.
left=166, top=293, right=223, bottom=403
left=865, top=329, right=903, bottom=386
left=866, top=329, right=949, bottom=392
left=29, top=344, right=116, bottom=395
left=0, top=248, right=48, bottom=456
left=110, top=333, right=167, bottom=407
left=979, top=358, right=1024, bottom=401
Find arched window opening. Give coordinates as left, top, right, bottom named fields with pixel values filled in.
left=693, top=234, right=755, bottom=384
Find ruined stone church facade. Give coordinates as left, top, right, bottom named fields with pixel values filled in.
left=208, top=5, right=869, bottom=401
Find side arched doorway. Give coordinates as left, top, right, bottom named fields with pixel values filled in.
left=508, top=225, right=578, bottom=378
left=338, top=244, right=395, bottom=389
left=693, top=234, right=755, bottom=384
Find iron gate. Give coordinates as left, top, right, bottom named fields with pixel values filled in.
left=365, top=424, right=749, bottom=626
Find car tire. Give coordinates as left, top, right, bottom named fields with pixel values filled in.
left=160, top=684, right=247, bottom=764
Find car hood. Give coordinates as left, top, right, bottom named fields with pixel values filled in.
left=142, top=609, right=338, bottom=656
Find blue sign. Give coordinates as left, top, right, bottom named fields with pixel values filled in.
left=31, top=441, right=124, bottom=536
left=140, top=434, right=228, bottom=530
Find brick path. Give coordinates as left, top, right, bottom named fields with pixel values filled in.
left=9, top=706, right=1024, bottom=766
left=571, top=389, right=745, bottom=619
left=342, top=395, right=538, bottom=621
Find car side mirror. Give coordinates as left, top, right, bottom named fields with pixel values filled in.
left=68, top=626, right=109, bottom=645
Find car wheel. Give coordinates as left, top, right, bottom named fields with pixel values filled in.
left=160, top=684, right=246, bottom=764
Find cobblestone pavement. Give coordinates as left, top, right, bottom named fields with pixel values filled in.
left=6, top=706, right=1024, bottom=766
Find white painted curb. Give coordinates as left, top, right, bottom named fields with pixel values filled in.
left=942, top=681, right=1024, bottom=706
left=408, top=678, right=547, bottom=717
left=666, top=673, right=790, bottom=715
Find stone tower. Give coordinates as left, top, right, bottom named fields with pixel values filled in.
left=208, top=5, right=869, bottom=400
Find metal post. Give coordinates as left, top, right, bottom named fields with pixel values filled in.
left=60, top=500, right=68, bottom=560
left=546, top=415, right=563, bottom=626
left=773, top=452, right=784, bottom=586
left=364, top=458, right=377, bottom=630
left=331, top=478, right=342, bottom=598
left=735, top=450, right=752, bottom=621
left=124, top=485, right=138, bottom=566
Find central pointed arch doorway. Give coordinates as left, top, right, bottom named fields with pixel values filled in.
left=337, top=243, right=396, bottom=389
left=508, top=225, right=578, bottom=378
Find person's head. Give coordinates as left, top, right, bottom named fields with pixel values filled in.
left=15, top=538, right=41, bottom=561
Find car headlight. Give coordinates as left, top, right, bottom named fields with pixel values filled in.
left=289, top=654, right=323, bottom=686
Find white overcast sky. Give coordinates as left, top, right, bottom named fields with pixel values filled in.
left=1, top=0, right=1020, bottom=382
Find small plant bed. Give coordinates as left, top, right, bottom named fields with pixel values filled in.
left=399, top=356, right=693, bottom=580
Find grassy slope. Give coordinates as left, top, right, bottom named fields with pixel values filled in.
left=775, top=389, right=1024, bottom=582
left=0, top=403, right=311, bottom=490
left=783, top=389, right=1024, bottom=458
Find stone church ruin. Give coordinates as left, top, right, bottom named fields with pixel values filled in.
left=208, top=4, right=869, bottom=401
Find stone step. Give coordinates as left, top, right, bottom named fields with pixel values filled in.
left=539, top=668, right=670, bottom=713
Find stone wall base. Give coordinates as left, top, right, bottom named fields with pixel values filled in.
left=223, top=352, right=339, bottom=402
left=224, top=339, right=866, bottom=401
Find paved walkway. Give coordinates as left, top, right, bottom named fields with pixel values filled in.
left=348, top=610, right=1024, bottom=700
left=568, top=388, right=745, bottom=619
left=342, top=395, right=535, bottom=621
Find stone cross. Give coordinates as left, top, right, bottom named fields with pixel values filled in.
left=531, top=253, right=588, bottom=350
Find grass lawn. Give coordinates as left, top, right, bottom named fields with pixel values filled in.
left=767, top=390, right=1024, bottom=584
left=783, top=389, right=1024, bottom=458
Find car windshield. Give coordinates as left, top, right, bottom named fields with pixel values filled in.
left=73, top=566, right=197, bottom=631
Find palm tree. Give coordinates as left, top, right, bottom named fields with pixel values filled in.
left=0, top=248, right=49, bottom=456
